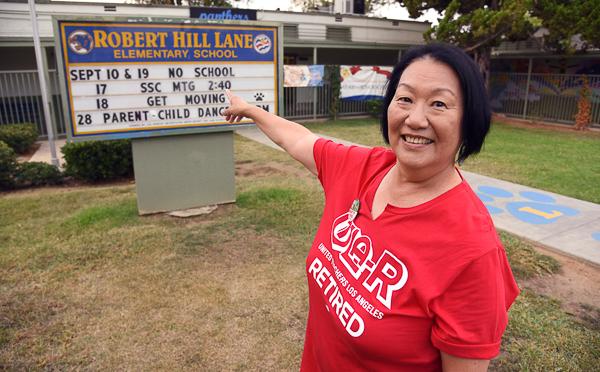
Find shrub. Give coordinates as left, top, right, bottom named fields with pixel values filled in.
left=0, top=123, right=39, bottom=154
left=14, top=162, right=63, bottom=188
left=325, top=65, right=341, bottom=119
left=0, top=140, right=17, bottom=190
left=366, top=99, right=383, bottom=118
left=62, top=140, right=133, bottom=182
left=574, top=76, right=591, bottom=130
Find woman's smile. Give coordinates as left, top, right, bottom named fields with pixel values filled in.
left=401, top=134, right=434, bottom=145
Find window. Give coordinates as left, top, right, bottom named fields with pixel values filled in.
left=284, top=24, right=299, bottom=40
left=326, top=26, right=351, bottom=42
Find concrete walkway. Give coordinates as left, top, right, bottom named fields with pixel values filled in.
left=236, top=127, right=600, bottom=266
left=28, top=139, right=67, bottom=167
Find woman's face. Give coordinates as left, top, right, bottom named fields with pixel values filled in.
left=387, top=57, right=463, bottom=176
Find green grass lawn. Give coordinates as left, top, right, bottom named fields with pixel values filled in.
left=1, top=136, right=598, bottom=370
left=304, top=118, right=600, bottom=204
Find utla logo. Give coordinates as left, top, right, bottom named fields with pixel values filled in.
left=331, top=212, right=408, bottom=309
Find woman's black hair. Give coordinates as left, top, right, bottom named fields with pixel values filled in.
left=380, top=43, right=491, bottom=164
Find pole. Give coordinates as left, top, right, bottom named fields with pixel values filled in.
left=28, top=0, right=59, bottom=167
left=522, top=57, right=532, bottom=119
left=313, top=47, right=318, bottom=120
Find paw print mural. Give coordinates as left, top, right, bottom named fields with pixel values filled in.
left=254, top=92, right=265, bottom=101
left=476, top=186, right=579, bottom=225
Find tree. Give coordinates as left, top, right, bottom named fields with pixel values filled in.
left=292, top=0, right=331, bottom=11
left=532, top=0, right=600, bottom=53
left=135, top=0, right=236, bottom=6
left=293, top=0, right=380, bottom=13
left=400, top=0, right=540, bottom=87
left=188, top=0, right=235, bottom=6
left=393, top=0, right=599, bottom=87
left=574, top=76, right=592, bottom=130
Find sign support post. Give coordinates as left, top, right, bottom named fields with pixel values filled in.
left=29, top=0, right=59, bottom=167
left=312, top=47, right=318, bottom=120
left=131, top=131, right=235, bottom=214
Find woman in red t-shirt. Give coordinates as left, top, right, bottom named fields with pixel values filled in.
left=223, top=43, right=519, bottom=372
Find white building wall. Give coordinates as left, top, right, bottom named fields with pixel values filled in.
left=0, top=2, right=189, bottom=40
left=0, top=1, right=428, bottom=46
left=297, top=24, right=327, bottom=41
left=352, top=27, right=424, bottom=45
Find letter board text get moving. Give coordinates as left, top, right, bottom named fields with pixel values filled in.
left=54, top=18, right=280, bottom=141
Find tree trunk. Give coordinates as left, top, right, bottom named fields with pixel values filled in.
left=473, top=46, right=491, bottom=91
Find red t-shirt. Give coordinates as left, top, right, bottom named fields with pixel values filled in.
left=301, top=139, right=520, bottom=372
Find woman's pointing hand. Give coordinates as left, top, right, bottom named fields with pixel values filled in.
left=223, top=89, right=253, bottom=123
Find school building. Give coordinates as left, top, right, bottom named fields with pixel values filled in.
left=0, top=0, right=598, bottom=135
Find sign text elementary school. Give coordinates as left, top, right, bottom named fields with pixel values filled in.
left=54, top=18, right=280, bottom=140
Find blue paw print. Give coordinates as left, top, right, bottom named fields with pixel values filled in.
left=476, top=186, right=579, bottom=225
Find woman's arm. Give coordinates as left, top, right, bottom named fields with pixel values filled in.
left=223, top=90, right=319, bottom=175
left=441, top=352, right=490, bottom=372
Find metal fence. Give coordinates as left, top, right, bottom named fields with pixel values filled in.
left=284, top=84, right=332, bottom=119
left=0, top=70, right=67, bottom=136
left=490, top=72, right=600, bottom=127
left=0, top=70, right=370, bottom=137
left=6, top=69, right=597, bottom=138
left=283, top=83, right=369, bottom=120
left=339, top=97, right=370, bottom=117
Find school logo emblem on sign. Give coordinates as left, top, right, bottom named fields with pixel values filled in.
left=253, top=34, right=272, bottom=54
left=68, top=30, right=94, bottom=55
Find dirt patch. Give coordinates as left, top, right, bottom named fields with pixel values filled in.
left=235, top=162, right=280, bottom=177
left=520, top=244, right=600, bottom=328
left=235, top=160, right=312, bottom=180
left=493, top=113, right=600, bottom=136
left=265, top=161, right=313, bottom=179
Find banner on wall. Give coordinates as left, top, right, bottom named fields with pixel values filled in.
left=340, top=65, right=392, bottom=100
left=284, top=65, right=324, bottom=87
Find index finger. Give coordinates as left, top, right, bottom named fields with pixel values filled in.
left=225, top=89, right=233, bottom=102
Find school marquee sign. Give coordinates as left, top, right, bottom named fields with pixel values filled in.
left=54, top=17, right=280, bottom=141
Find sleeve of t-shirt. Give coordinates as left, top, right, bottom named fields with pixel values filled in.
left=313, top=138, right=370, bottom=194
left=430, top=246, right=520, bottom=360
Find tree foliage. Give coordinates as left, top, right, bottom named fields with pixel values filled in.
left=135, top=0, right=236, bottom=6
left=188, top=0, right=235, bottom=6
left=393, top=0, right=599, bottom=86
left=574, top=76, right=592, bottom=130
left=293, top=0, right=380, bottom=13
left=399, top=1, right=537, bottom=85
left=400, top=0, right=599, bottom=53
left=532, top=0, right=600, bottom=53
left=292, top=0, right=330, bottom=10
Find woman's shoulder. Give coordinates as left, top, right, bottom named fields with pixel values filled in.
left=314, top=139, right=395, bottom=191
left=316, top=138, right=390, bottom=156
left=430, top=180, right=500, bottom=250
left=315, top=138, right=394, bottom=169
